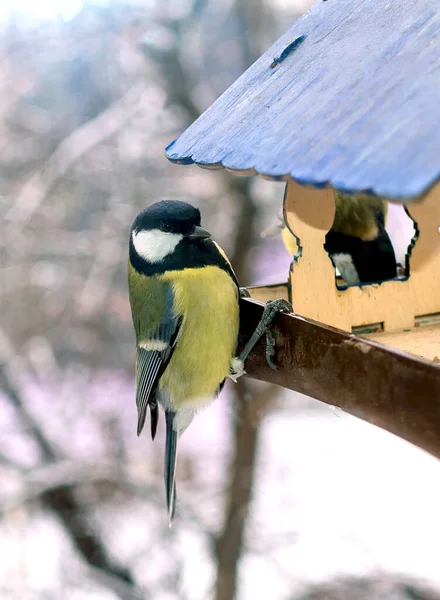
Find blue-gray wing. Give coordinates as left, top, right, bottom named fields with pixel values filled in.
left=135, top=286, right=181, bottom=439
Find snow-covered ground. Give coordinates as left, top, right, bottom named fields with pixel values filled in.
left=2, top=375, right=439, bottom=600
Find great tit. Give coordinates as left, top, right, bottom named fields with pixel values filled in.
left=128, top=200, right=245, bottom=523
left=283, top=192, right=397, bottom=286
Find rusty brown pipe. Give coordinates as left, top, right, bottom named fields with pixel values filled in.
left=239, top=297, right=440, bottom=459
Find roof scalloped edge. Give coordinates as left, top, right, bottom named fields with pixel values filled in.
left=165, top=141, right=429, bottom=203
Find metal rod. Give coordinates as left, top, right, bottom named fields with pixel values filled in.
left=239, top=297, right=440, bottom=459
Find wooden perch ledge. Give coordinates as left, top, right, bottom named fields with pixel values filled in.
left=239, top=296, right=440, bottom=459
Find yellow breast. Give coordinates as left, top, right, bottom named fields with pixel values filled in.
left=160, top=266, right=239, bottom=408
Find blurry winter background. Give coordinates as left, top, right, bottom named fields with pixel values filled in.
left=0, top=1, right=439, bottom=599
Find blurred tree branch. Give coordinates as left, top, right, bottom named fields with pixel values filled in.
left=0, top=458, right=158, bottom=513
left=0, top=331, right=138, bottom=592
left=5, top=83, right=145, bottom=226
left=0, top=2, right=302, bottom=597
left=292, top=575, right=440, bottom=600
left=87, top=568, right=146, bottom=600
left=140, top=0, right=208, bottom=123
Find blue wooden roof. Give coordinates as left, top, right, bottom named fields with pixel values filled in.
left=166, top=0, right=440, bottom=200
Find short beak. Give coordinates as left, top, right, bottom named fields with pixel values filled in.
left=188, top=226, right=211, bottom=240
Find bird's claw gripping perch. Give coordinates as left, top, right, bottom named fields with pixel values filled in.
left=239, top=297, right=293, bottom=370
left=265, top=330, right=277, bottom=370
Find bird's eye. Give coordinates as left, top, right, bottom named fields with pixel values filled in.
left=160, top=223, right=172, bottom=233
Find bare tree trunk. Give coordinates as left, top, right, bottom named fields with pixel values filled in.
left=213, top=169, right=277, bottom=600
left=214, top=379, right=273, bottom=600
left=151, top=4, right=276, bottom=598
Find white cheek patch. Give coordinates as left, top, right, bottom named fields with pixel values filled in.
left=331, top=252, right=360, bottom=285
left=132, top=229, right=183, bottom=263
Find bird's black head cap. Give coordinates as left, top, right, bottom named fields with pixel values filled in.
left=129, top=199, right=237, bottom=285
left=132, top=200, right=201, bottom=235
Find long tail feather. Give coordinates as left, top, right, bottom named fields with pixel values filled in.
left=165, top=410, right=178, bottom=526
left=150, top=399, right=158, bottom=440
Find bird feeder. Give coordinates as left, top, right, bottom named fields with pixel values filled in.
left=165, top=0, right=440, bottom=457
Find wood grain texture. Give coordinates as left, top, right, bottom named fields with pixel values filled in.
left=239, top=297, right=440, bottom=459
left=246, top=283, right=289, bottom=303
left=367, top=325, right=440, bottom=362
left=285, top=180, right=440, bottom=334
left=165, top=0, right=440, bottom=200
left=246, top=282, right=440, bottom=361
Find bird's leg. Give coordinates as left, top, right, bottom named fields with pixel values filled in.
left=239, top=298, right=292, bottom=369
left=237, top=296, right=293, bottom=372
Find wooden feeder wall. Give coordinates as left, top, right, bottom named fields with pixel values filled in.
left=248, top=179, right=440, bottom=364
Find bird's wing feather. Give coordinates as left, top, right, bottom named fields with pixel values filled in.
left=135, top=348, right=162, bottom=436
left=135, top=284, right=182, bottom=438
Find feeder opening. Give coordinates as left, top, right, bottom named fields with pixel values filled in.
left=283, top=190, right=418, bottom=291
left=324, top=194, right=417, bottom=290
